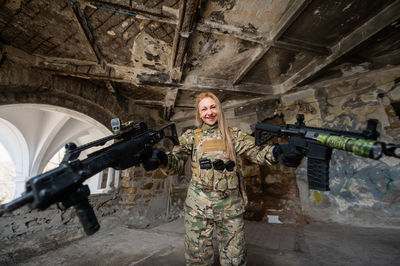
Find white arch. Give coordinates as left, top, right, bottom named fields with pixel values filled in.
left=0, top=118, right=30, bottom=198
left=0, top=104, right=118, bottom=199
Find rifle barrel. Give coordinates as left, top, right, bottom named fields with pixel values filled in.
left=3, top=192, right=34, bottom=212
left=383, top=144, right=400, bottom=158
left=317, top=135, right=382, bottom=159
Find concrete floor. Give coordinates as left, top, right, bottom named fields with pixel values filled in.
left=8, top=217, right=400, bottom=266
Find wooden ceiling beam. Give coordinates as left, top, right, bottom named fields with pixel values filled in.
left=69, top=0, right=110, bottom=73
left=196, top=20, right=330, bottom=55
left=181, top=75, right=277, bottom=95
left=274, top=39, right=330, bottom=56
left=231, top=0, right=312, bottom=85
left=231, top=45, right=271, bottom=85
left=131, top=100, right=165, bottom=106
left=195, top=20, right=264, bottom=44
left=173, top=0, right=200, bottom=72
left=279, top=0, right=400, bottom=94
left=34, top=55, right=127, bottom=81
left=84, top=0, right=177, bottom=25
left=164, top=88, right=179, bottom=120
left=169, top=0, right=186, bottom=81
left=33, top=54, right=177, bottom=87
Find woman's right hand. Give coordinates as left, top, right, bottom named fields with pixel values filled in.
left=142, top=149, right=168, bottom=171
left=273, top=144, right=303, bottom=167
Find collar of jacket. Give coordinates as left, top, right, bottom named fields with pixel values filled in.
left=200, top=123, right=218, bottom=132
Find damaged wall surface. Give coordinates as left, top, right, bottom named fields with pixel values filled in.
left=0, top=0, right=400, bottom=261
left=284, top=68, right=400, bottom=227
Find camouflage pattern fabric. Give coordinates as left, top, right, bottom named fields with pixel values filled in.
left=163, top=123, right=276, bottom=265
left=185, top=183, right=246, bottom=265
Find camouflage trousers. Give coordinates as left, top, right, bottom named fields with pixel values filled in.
left=184, top=184, right=247, bottom=265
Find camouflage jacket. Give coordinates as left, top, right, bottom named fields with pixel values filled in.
left=164, top=123, right=276, bottom=192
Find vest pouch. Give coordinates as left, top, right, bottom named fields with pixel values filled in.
left=213, top=170, right=238, bottom=191
left=198, top=168, right=214, bottom=189
left=226, top=170, right=238, bottom=190
left=213, top=169, right=227, bottom=191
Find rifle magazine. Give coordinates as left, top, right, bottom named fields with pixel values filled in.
left=307, top=158, right=330, bottom=191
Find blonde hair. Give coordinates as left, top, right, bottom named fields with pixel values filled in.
left=195, top=91, right=236, bottom=162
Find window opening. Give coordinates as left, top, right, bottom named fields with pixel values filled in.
left=0, top=143, right=15, bottom=204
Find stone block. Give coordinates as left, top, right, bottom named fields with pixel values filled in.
left=153, top=169, right=167, bottom=179
left=143, top=193, right=153, bottom=199
left=144, top=171, right=153, bottom=178
left=120, top=187, right=137, bottom=195
left=141, top=182, right=154, bottom=190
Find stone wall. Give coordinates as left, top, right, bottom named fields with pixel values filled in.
left=227, top=109, right=302, bottom=225
left=0, top=192, right=121, bottom=264
left=118, top=165, right=185, bottom=229
left=279, top=67, right=400, bottom=228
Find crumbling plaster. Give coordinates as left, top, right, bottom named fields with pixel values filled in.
left=201, top=0, right=291, bottom=35
left=0, top=0, right=400, bottom=263
left=280, top=67, right=400, bottom=227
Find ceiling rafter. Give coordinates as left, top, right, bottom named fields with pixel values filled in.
left=170, top=0, right=186, bottom=74
left=30, top=52, right=174, bottom=86
left=10, top=43, right=274, bottom=96
left=131, top=99, right=165, bottom=106
left=164, top=87, right=179, bottom=120
left=83, top=0, right=177, bottom=25
left=182, top=75, right=275, bottom=95
left=196, top=19, right=329, bottom=55
left=274, top=39, right=330, bottom=56
left=69, top=0, right=111, bottom=74
left=278, top=0, right=400, bottom=94
left=231, top=0, right=312, bottom=85
left=173, top=0, right=200, bottom=73
left=33, top=54, right=124, bottom=81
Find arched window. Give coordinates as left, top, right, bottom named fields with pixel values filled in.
left=0, top=143, right=15, bottom=204
left=0, top=104, right=120, bottom=200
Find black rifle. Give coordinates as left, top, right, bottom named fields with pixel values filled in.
left=0, top=119, right=178, bottom=235
left=255, top=114, right=399, bottom=191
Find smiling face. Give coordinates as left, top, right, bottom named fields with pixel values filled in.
left=198, top=97, right=218, bottom=126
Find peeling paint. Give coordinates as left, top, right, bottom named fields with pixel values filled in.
left=123, top=32, right=129, bottom=40
left=340, top=64, right=369, bottom=77
left=312, top=191, right=324, bottom=203
left=5, top=0, right=22, bottom=10
left=137, top=72, right=170, bottom=84
left=343, top=3, right=352, bottom=11
left=238, top=40, right=252, bottom=53
left=212, top=0, right=236, bottom=10
left=210, top=11, right=225, bottom=22
left=388, top=85, right=400, bottom=101
left=107, top=30, right=116, bottom=36
left=144, top=52, right=160, bottom=62
left=241, top=23, right=258, bottom=34
left=131, top=32, right=171, bottom=71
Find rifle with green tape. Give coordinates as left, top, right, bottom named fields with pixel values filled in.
left=255, top=114, right=399, bottom=191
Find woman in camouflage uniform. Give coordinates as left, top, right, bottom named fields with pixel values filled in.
left=145, top=91, right=301, bottom=265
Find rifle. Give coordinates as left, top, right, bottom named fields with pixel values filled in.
left=254, top=114, right=399, bottom=191
left=0, top=118, right=179, bottom=235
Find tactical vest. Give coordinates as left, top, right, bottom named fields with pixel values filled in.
left=190, top=128, right=249, bottom=205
